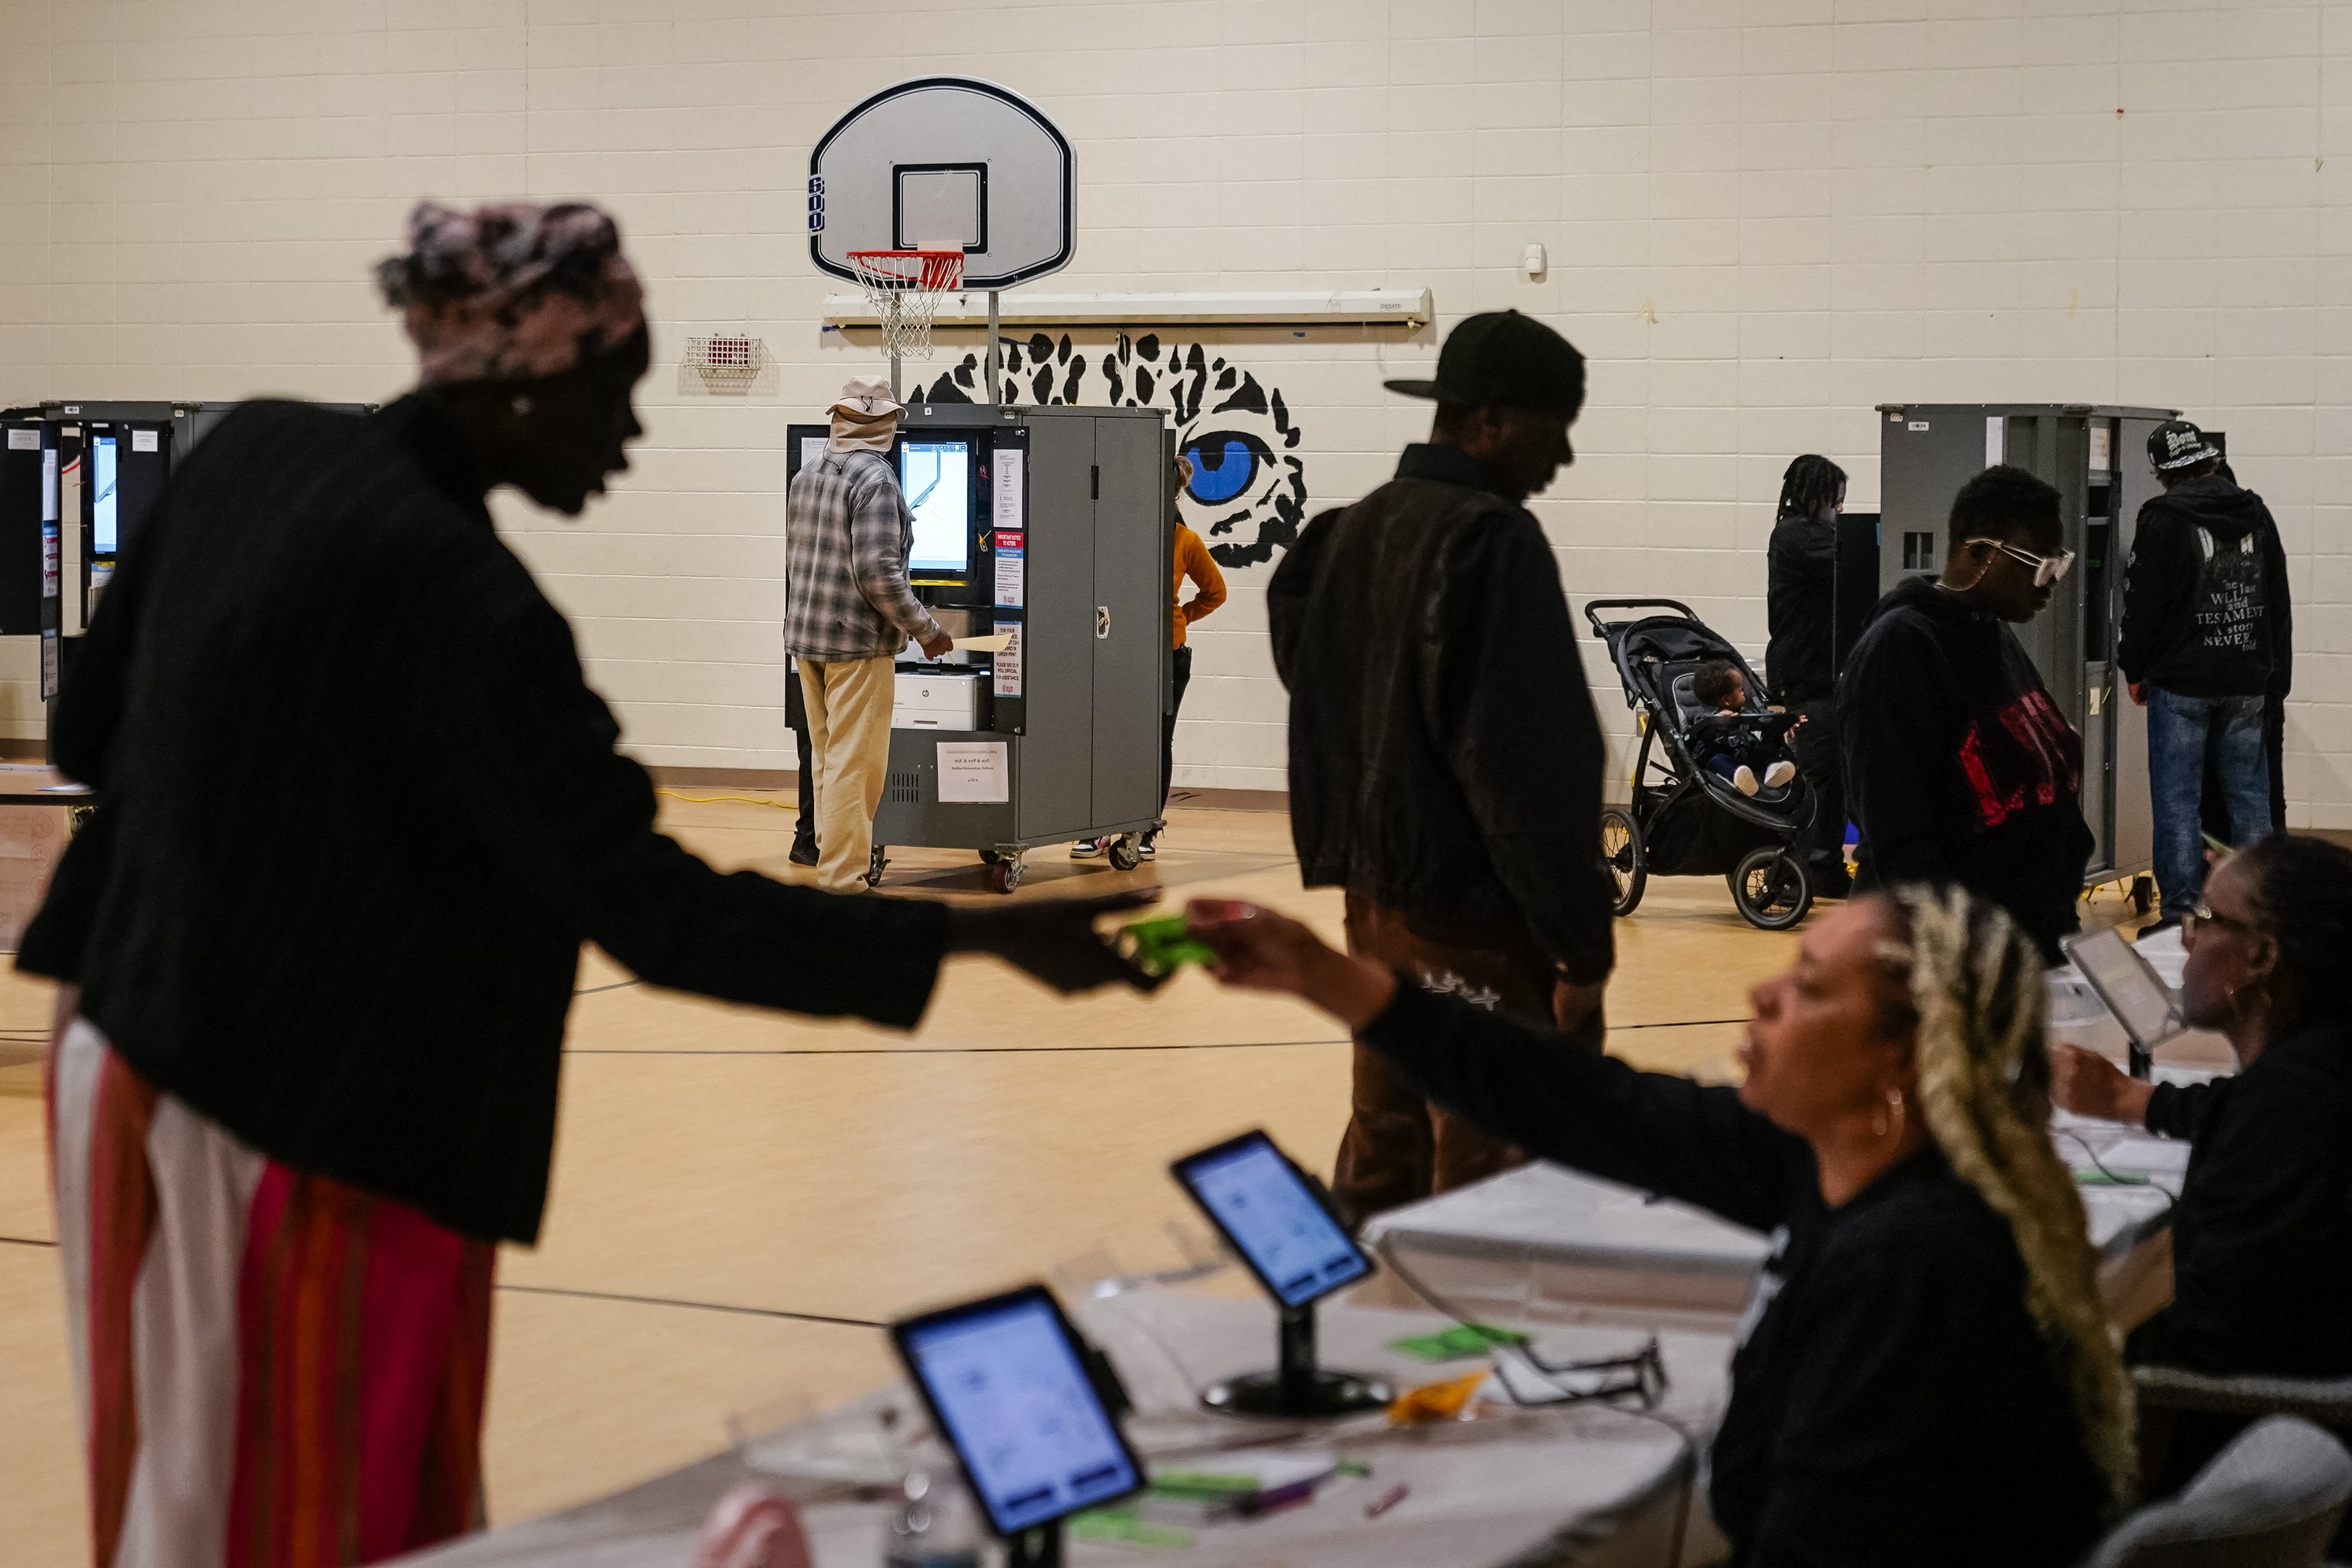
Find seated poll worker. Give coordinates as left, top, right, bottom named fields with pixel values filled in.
left=2053, top=833, right=2352, bottom=1483
left=20, top=200, right=1156, bottom=1568
left=1837, top=465, right=2094, bottom=961
left=1189, top=886, right=2132, bottom=1567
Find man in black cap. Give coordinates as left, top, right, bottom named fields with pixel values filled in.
left=2119, top=418, right=2292, bottom=934
left=1269, top=309, right=1614, bottom=1226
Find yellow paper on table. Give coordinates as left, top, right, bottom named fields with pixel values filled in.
left=1387, top=1371, right=1487, bottom=1426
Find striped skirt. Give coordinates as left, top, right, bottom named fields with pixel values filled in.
left=50, top=1018, right=497, bottom=1568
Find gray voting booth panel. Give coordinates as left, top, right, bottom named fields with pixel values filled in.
left=1876, top=404, right=2171, bottom=884
left=785, top=404, right=1170, bottom=864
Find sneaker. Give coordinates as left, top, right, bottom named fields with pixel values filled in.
left=1069, top=838, right=1109, bottom=859
left=1733, top=764, right=1761, bottom=796
left=2135, top=917, right=2180, bottom=942
left=1138, top=835, right=1158, bottom=861
left=1763, top=760, right=1797, bottom=789
left=788, top=835, right=819, bottom=867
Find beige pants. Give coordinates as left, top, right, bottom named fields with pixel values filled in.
left=799, top=655, right=897, bottom=893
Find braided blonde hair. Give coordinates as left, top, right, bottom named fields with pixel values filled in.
left=1876, top=884, right=2136, bottom=1509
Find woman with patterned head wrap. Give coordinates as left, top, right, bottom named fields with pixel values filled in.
left=23, top=200, right=1156, bottom=1567
left=1187, top=885, right=2129, bottom=1567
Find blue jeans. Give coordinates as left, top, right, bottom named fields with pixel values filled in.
left=2148, top=687, right=2270, bottom=917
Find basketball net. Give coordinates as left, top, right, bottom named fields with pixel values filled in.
left=847, top=250, right=964, bottom=394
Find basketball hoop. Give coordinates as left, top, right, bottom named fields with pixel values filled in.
left=847, top=249, right=965, bottom=364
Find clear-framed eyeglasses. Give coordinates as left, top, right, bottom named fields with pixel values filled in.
left=1965, top=538, right=2076, bottom=587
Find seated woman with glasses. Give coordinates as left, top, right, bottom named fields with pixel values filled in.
left=1188, top=885, right=2133, bottom=1567
left=2054, top=834, right=2352, bottom=1475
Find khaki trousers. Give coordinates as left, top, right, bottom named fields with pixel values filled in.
left=798, top=655, right=897, bottom=893
left=1332, top=896, right=1559, bottom=1229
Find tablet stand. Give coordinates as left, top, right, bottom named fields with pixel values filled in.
left=1005, top=1519, right=1061, bottom=1568
left=1200, top=1301, right=1392, bottom=1418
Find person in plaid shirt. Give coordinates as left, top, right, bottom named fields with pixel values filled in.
left=786, top=378, right=952, bottom=891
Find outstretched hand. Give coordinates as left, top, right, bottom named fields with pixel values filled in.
left=947, top=889, right=1170, bottom=995
left=1184, top=899, right=1397, bottom=1029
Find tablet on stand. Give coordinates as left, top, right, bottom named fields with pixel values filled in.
left=2060, top=926, right=2187, bottom=1080
left=1170, top=1130, right=1393, bottom=1418
left=891, top=1284, right=1143, bottom=1568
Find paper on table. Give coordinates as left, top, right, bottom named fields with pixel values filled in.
left=936, top=740, right=1010, bottom=804
left=953, top=633, right=1013, bottom=653
left=2099, top=1136, right=2192, bottom=1175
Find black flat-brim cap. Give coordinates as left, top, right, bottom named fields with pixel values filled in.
left=1385, top=309, right=1586, bottom=413
left=2148, top=418, right=2220, bottom=472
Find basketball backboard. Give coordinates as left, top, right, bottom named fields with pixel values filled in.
left=808, top=77, right=1074, bottom=291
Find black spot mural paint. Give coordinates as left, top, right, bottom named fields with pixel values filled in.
left=915, top=332, right=1307, bottom=568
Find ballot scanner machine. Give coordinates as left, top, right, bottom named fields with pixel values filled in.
left=1876, top=404, right=2171, bottom=899
left=785, top=404, right=1172, bottom=892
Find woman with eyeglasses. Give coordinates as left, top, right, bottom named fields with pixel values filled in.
left=2054, top=833, right=2352, bottom=1465
left=1189, top=884, right=2133, bottom=1567
left=1837, top=464, right=2094, bottom=960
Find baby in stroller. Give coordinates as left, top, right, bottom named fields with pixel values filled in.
left=1691, top=660, right=1801, bottom=797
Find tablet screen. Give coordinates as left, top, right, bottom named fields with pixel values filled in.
left=896, top=1289, right=1139, bottom=1535
left=899, top=438, right=972, bottom=576
left=1174, top=1132, right=1371, bottom=1309
left=2063, top=926, right=2181, bottom=1050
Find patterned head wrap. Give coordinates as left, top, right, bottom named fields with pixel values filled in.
left=376, top=200, right=645, bottom=385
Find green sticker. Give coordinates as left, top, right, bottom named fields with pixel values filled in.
left=1386, top=1323, right=1532, bottom=1361
left=1069, top=1506, right=1196, bottom=1548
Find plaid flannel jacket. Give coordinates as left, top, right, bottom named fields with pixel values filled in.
left=783, top=447, right=942, bottom=661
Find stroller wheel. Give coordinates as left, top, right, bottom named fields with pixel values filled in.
left=1730, top=847, right=1811, bottom=931
left=1601, top=807, right=1646, bottom=916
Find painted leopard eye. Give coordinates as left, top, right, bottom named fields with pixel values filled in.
left=1182, top=431, right=1272, bottom=505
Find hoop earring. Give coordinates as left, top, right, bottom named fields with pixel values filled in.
left=1874, top=1087, right=1906, bottom=1140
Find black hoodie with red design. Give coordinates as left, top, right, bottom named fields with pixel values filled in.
left=1836, top=577, right=2094, bottom=957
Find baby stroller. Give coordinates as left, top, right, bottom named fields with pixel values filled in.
left=1583, top=599, right=1819, bottom=931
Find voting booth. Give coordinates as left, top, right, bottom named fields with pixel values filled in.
left=1875, top=404, right=2171, bottom=893
left=785, top=403, right=1172, bottom=891
left=0, top=400, right=373, bottom=740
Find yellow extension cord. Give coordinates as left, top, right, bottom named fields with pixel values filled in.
left=655, top=789, right=799, bottom=812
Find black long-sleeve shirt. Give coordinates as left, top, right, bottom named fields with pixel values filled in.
left=2128, top=1021, right=2352, bottom=1378
left=1765, top=513, right=1838, bottom=706
left=1269, top=444, right=1614, bottom=984
left=1359, top=983, right=2108, bottom=1567
left=1837, top=577, right=2093, bottom=958
left=20, top=397, right=950, bottom=1244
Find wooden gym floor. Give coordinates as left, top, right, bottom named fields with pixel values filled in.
left=0, top=793, right=2151, bottom=1560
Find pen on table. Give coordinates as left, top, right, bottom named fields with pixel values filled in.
left=1366, top=1483, right=1409, bottom=1519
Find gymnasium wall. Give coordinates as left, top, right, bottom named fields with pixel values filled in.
left=0, top=2, right=2344, bottom=821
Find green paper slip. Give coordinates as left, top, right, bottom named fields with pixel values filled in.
left=1387, top=1323, right=1532, bottom=1361
left=1069, top=1506, right=1196, bottom=1548
left=1122, top=915, right=1220, bottom=976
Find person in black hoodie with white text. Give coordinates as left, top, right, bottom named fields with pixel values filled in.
left=2118, top=419, right=2292, bottom=933
left=1837, top=465, right=2094, bottom=960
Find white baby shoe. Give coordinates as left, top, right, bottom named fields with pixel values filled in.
left=1764, top=761, right=1797, bottom=789
left=1734, top=765, right=1761, bottom=796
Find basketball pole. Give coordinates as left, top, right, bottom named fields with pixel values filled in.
left=987, top=289, right=1003, bottom=407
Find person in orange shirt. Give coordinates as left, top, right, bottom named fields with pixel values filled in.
left=1076, top=456, right=1227, bottom=862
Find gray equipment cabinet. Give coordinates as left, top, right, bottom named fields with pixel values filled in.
left=784, top=403, right=1172, bottom=893
left=1874, top=404, right=2173, bottom=896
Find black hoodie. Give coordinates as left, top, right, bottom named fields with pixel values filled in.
left=1836, top=577, right=2094, bottom=957
left=2117, top=475, right=2292, bottom=698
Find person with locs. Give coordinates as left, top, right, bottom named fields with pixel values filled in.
left=1765, top=453, right=1853, bottom=894
left=785, top=378, right=954, bottom=892
left=1270, top=309, right=1615, bottom=1228
left=21, top=200, right=1162, bottom=1567
left=1837, top=465, right=2094, bottom=962
left=2118, top=419, right=2293, bottom=935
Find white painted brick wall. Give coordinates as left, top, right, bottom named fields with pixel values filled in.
left=0, top=1, right=2342, bottom=820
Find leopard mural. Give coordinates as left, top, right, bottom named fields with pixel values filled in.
left=914, top=332, right=1306, bottom=568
